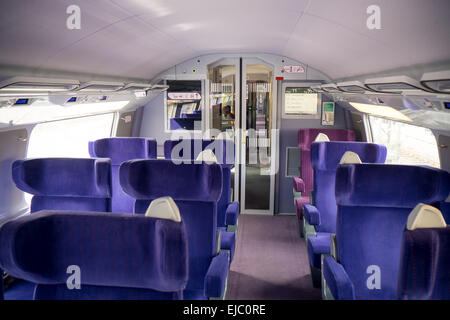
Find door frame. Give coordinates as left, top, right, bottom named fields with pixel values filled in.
left=239, top=57, right=277, bottom=215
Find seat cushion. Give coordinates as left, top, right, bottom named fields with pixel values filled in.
left=295, top=196, right=310, bottom=219
left=307, top=233, right=332, bottom=269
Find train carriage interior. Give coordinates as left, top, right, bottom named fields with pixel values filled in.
left=0, top=0, right=449, bottom=306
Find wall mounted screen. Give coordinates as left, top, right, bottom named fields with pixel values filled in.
left=281, top=85, right=319, bottom=119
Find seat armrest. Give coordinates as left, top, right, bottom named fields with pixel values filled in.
left=292, top=177, right=305, bottom=193
left=322, top=256, right=355, bottom=300
left=225, top=202, right=239, bottom=226
left=205, top=251, right=230, bottom=299
left=303, top=204, right=321, bottom=226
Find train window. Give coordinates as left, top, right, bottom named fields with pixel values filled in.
left=24, top=113, right=114, bottom=206
left=368, top=116, right=440, bottom=168
left=27, top=113, right=114, bottom=158
left=165, top=80, right=203, bottom=131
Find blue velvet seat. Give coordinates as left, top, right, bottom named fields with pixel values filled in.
left=12, top=158, right=112, bottom=213
left=322, top=164, right=450, bottom=299
left=0, top=210, right=189, bottom=300
left=398, top=225, right=450, bottom=300
left=120, top=159, right=230, bottom=299
left=303, top=142, right=387, bottom=286
left=164, top=139, right=238, bottom=262
left=89, top=137, right=157, bottom=213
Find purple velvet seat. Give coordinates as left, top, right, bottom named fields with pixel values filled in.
left=323, top=164, right=450, bottom=300
left=398, top=226, right=450, bottom=300
left=0, top=210, right=188, bottom=300
left=120, top=159, right=229, bottom=299
left=293, top=129, right=355, bottom=221
left=164, top=139, right=238, bottom=262
left=12, top=158, right=111, bottom=213
left=89, top=137, right=157, bottom=213
left=304, top=141, right=386, bottom=287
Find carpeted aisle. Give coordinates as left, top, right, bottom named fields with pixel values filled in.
left=226, top=214, right=322, bottom=300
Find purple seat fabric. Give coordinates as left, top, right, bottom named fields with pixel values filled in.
left=12, top=158, right=111, bottom=213
left=89, top=137, right=157, bottom=213
left=120, top=159, right=229, bottom=299
left=398, top=226, right=450, bottom=300
left=323, top=164, right=450, bottom=300
left=294, top=129, right=355, bottom=220
left=164, top=139, right=238, bottom=262
left=0, top=210, right=188, bottom=300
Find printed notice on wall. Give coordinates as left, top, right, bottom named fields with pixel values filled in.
left=284, top=87, right=318, bottom=115
left=322, top=102, right=335, bottom=126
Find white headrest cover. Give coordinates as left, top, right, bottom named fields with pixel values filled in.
left=145, top=196, right=182, bottom=222
left=406, top=203, right=447, bottom=230
left=314, top=133, right=330, bottom=142
left=339, top=151, right=362, bottom=164
left=196, top=149, right=218, bottom=163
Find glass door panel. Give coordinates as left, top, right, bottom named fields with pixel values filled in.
left=241, top=61, right=274, bottom=213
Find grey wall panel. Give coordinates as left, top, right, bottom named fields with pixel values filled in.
left=0, top=128, right=30, bottom=221
left=139, top=93, right=171, bottom=157
left=275, top=96, right=350, bottom=214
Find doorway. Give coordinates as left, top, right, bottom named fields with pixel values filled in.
left=207, top=57, right=276, bottom=215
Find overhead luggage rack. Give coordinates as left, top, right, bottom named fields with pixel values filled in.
left=420, top=70, right=450, bottom=94
left=364, top=75, right=432, bottom=94
left=74, top=81, right=125, bottom=92
left=336, top=81, right=373, bottom=93
left=320, top=83, right=340, bottom=93
left=0, top=77, right=80, bottom=94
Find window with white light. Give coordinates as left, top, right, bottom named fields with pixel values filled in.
left=27, top=113, right=115, bottom=158
left=24, top=113, right=115, bottom=206
left=368, top=116, right=440, bottom=168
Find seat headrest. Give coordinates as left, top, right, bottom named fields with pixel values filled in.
left=0, top=210, right=188, bottom=291
left=314, top=133, right=330, bottom=142
left=164, top=139, right=234, bottom=166
left=89, top=138, right=157, bottom=165
left=145, top=196, right=182, bottom=222
left=336, top=164, right=450, bottom=208
left=196, top=149, right=218, bottom=164
left=120, top=159, right=223, bottom=202
left=407, top=203, right=447, bottom=230
left=339, top=151, right=362, bottom=164
left=311, top=141, right=386, bottom=171
left=12, top=158, right=111, bottom=197
left=298, top=129, right=355, bottom=151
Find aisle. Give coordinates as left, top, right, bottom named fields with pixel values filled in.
left=226, top=214, right=322, bottom=300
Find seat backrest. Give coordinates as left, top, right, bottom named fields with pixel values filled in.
left=164, top=139, right=234, bottom=227
left=120, top=159, right=222, bottom=295
left=310, top=141, right=387, bottom=233
left=89, top=137, right=157, bottom=213
left=398, top=224, right=450, bottom=300
left=335, top=164, right=450, bottom=299
left=298, top=129, right=355, bottom=195
left=12, top=158, right=111, bottom=213
left=0, top=210, right=188, bottom=299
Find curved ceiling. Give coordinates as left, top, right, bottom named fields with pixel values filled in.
left=0, top=0, right=449, bottom=81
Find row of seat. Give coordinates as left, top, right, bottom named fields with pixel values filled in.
left=0, top=137, right=239, bottom=300
left=292, top=128, right=450, bottom=299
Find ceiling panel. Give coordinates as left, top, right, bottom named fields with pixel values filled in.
left=0, top=0, right=449, bottom=81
